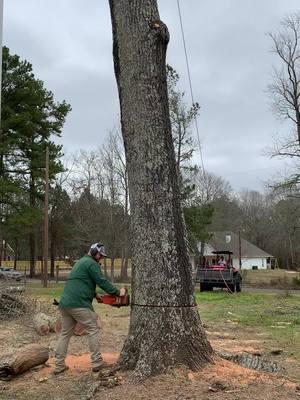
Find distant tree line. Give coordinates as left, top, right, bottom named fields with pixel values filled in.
left=1, top=40, right=300, bottom=277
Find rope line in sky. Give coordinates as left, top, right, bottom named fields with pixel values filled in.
left=176, top=0, right=206, bottom=183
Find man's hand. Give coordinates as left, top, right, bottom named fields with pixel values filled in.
left=119, top=287, right=126, bottom=297
left=95, top=293, right=103, bottom=301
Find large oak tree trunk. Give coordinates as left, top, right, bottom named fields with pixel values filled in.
left=109, top=0, right=213, bottom=378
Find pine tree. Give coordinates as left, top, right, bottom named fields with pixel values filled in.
left=0, top=47, right=71, bottom=274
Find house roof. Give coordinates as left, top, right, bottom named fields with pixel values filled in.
left=204, top=231, right=273, bottom=258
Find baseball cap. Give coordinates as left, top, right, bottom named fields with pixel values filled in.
left=90, top=243, right=108, bottom=257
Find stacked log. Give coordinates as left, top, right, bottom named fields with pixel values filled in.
left=0, top=280, right=26, bottom=320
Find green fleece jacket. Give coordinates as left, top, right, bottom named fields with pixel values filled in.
left=59, top=255, right=119, bottom=310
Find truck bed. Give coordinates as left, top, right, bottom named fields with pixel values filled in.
left=195, top=268, right=233, bottom=283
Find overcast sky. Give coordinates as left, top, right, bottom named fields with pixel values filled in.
left=3, top=0, right=300, bottom=191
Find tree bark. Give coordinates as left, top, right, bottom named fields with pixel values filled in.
left=3, top=240, right=7, bottom=261
left=50, top=235, right=55, bottom=278
left=0, top=344, right=49, bottom=380
left=29, top=175, right=36, bottom=277
left=110, top=257, right=115, bottom=282
left=0, top=236, right=3, bottom=264
left=50, top=253, right=55, bottom=278
left=103, top=258, right=108, bottom=278
left=13, top=238, right=18, bottom=269
left=109, top=0, right=213, bottom=378
left=288, top=234, right=295, bottom=269
left=121, top=247, right=129, bottom=281
left=120, top=249, right=125, bottom=280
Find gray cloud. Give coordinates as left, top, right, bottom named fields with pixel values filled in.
left=4, top=0, right=300, bottom=191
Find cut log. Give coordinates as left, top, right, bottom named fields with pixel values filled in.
left=0, top=344, right=49, bottom=380
left=33, top=312, right=56, bottom=335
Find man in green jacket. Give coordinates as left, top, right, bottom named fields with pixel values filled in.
left=54, top=242, right=125, bottom=374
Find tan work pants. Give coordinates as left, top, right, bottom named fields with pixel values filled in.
left=55, top=308, right=102, bottom=370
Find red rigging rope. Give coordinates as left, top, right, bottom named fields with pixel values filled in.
left=176, top=0, right=207, bottom=185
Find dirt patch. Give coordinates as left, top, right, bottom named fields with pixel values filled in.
left=203, top=358, right=296, bottom=389
left=89, top=359, right=299, bottom=400
left=0, top=300, right=299, bottom=400
left=210, top=339, right=260, bottom=354
left=34, top=352, right=118, bottom=378
left=4, top=353, right=296, bottom=400
left=34, top=352, right=297, bottom=389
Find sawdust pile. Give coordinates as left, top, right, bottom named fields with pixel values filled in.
left=33, top=352, right=296, bottom=391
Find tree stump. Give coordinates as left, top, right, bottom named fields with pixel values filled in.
left=0, top=344, right=49, bottom=380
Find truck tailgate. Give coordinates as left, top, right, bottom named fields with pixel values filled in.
left=196, top=269, right=233, bottom=282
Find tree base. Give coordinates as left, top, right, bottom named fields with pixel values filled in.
left=118, top=306, right=214, bottom=379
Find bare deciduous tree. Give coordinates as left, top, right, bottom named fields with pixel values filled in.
left=268, top=14, right=300, bottom=146
left=101, top=131, right=124, bottom=281
left=186, top=167, right=232, bottom=206
left=268, top=13, right=300, bottom=188
left=71, top=150, right=102, bottom=199
left=273, top=196, right=300, bottom=268
left=109, top=129, right=130, bottom=281
left=237, top=190, right=274, bottom=251
left=167, top=65, right=199, bottom=173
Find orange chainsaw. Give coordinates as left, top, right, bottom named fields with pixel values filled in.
left=96, top=288, right=130, bottom=308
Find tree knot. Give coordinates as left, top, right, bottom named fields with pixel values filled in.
left=149, top=19, right=170, bottom=43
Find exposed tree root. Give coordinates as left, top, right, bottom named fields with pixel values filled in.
left=218, top=351, right=282, bottom=373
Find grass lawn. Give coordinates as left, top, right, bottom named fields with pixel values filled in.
left=25, top=282, right=300, bottom=361
left=196, top=290, right=300, bottom=360
left=25, top=282, right=65, bottom=298
left=25, top=281, right=125, bottom=298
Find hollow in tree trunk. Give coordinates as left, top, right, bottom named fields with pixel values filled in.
left=109, top=0, right=214, bottom=378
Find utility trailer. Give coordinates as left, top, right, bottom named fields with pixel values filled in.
left=195, top=251, right=242, bottom=293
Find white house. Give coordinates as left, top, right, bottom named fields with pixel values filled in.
left=196, top=231, right=274, bottom=270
